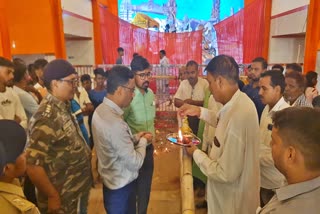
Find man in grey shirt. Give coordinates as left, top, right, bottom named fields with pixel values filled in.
left=92, top=65, right=153, bottom=214
left=258, top=107, right=320, bottom=214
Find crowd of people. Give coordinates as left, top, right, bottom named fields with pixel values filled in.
left=0, top=52, right=320, bottom=214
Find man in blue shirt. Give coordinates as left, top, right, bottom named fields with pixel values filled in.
left=242, top=57, right=267, bottom=121
left=88, top=68, right=107, bottom=109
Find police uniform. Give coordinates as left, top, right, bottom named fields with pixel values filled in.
left=26, top=93, right=93, bottom=214
left=0, top=180, right=40, bottom=214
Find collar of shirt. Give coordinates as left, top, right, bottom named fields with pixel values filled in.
left=46, top=93, right=70, bottom=112
left=292, top=93, right=308, bottom=107
left=0, top=180, right=24, bottom=198
left=134, top=87, right=149, bottom=96
left=103, top=97, right=124, bottom=116
left=267, top=97, right=289, bottom=117
left=275, top=176, right=320, bottom=201
left=13, top=85, right=24, bottom=93
left=217, top=89, right=241, bottom=120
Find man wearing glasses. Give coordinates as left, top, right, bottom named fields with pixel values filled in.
left=124, top=56, right=156, bottom=214
left=26, top=59, right=92, bottom=214
left=92, top=65, right=153, bottom=214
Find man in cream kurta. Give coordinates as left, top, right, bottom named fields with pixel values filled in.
left=179, top=55, right=260, bottom=214
left=258, top=70, right=290, bottom=205
left=260, top=97, right=289, bottom=189
left=201, top=95, right=222, bottom=154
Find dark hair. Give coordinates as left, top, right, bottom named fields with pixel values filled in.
left=130, top=56, right=150, bottom=73
left=286, top=63, right=302, bottom=73
left=117, top=47, right=124, bottom=52
left=107, top=66, right=134, bottom=94
left=312, top=95, right=320, bottom=108
left=186, top=60, right=199, bottom=69
left=205, top=55, right=239, bottom=83
left=80, top=74, right=91, bottom=83
left=33, top=59, right=48, bottom=70
left=160, top=50, right=166, bottom=55
left=13, top=61, right=27, bottom=83
left=93, top=68, right=105, bottom=77
left=272, top=107, right=320, bottom=171
left=306, top=71, right=318, bottom=87
left=271, top=64, right=284, bottom=73
left=261, top=70, right=286, bottom=93
left=0, top=57, right=13, bottom=68
left=12, top=58, right=26, bottom=65
left=285, top=71, right=306, bottom=89
left=28, top=64, right=35, bottom=73
left=133, top=53, right=139, bottom=58
left=252, top=57, right=268, bottom=69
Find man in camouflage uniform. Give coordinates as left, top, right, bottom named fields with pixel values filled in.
left=26, top=59, right=92, bottom=214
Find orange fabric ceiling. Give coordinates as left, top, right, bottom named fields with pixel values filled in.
left=5, top=0, right=57, bottom=55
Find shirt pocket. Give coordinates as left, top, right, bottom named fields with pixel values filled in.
left=132, top=100, right=155, bottom=122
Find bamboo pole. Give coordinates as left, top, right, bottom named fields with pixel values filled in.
left=180, top=147, right=195, bottom=214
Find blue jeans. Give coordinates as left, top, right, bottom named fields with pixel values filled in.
left=103, top=181, right=136, bottom=214
left=137, top=144, right=154, bottom=214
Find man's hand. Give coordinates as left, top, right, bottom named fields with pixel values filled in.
left=142, top=133, right=153, bottom=143
left=47, top=193, right=62, bottom=214
left=183, top=99, right=193, bottom=104
left=136, top=131, right=148, bottom=139
left=185, top=143, right=198, bottom=156
left=305, top=87, right=318, bottom=103
left=178, top=103, right=201, bottom=117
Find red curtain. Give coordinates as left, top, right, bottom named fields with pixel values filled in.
left=99, top=6, right=202, bottom=65
left=214, top=0, right=266, bottom=63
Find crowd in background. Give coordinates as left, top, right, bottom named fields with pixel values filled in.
left=0, top=50, right=320, bottom=214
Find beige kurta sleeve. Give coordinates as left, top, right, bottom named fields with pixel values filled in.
left=199, top=107, right=218, bottom=127
left=193, top=131, right=246, bottom=183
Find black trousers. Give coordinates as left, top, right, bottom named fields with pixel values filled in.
left=136, top=144, right=154, bottom=214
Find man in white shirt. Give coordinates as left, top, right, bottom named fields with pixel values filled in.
left=158, top=50, right=170, bottom=95
left=74, top=77, right=94, bottom=140
left=258, top=70, right=290, bottom=206
left=92, top=65, right=153, bottom=214
left=179, top=55, right=260, bottom=214
left=13, top=61, right=39, bottom=120
left=0, top=57, right=27, bottom=129
left=174, top=60, right=208, bottom=134
left=159, top=50, right=169, bottom=66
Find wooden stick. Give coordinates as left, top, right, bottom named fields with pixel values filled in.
left=180, top=147, right=195, bottom=214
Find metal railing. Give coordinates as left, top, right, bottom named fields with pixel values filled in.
left=74, top=64, right=247, bottom=112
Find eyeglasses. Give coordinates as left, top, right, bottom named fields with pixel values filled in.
left=136, top=72, right=152, bottom=79
left=121, top=85, right=135, bottom=93
left=59, top=78, right=78, bottom=86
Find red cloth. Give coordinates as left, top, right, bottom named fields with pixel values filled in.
left=214, top=0, right=266, bottom=63
left=99, top=6, right=202, bottom=65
